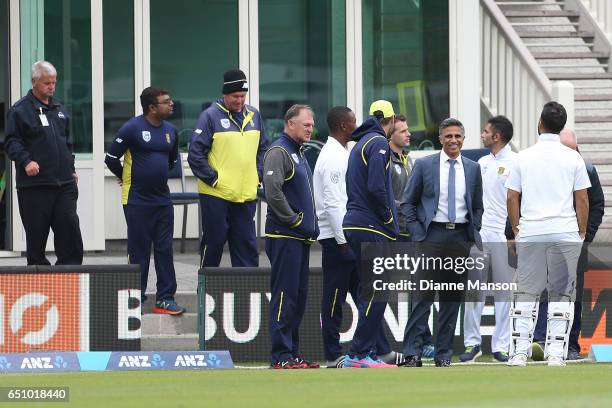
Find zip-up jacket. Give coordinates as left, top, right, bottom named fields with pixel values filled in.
left=5, top=90, right=76, bottom=189
left=343, top=117, right=399, bottom=240
left=188, top=99, right=268, bottom=203
left=263, top=133, right=319, bottom=241
left=390, top=150, right=412, bottom=236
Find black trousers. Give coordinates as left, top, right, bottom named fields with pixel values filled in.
left=17, top=182, right=83, bottom=265
left=403, top=224, right=470, bottom=361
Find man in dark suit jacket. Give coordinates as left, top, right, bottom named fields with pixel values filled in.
left=400, top=118, right=484, bottom=367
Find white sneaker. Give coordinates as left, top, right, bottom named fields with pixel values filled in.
left=507, top=354, right=528, bottom=367
left=547, top=356, right=566, bottom=367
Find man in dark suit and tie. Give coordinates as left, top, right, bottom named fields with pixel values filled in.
left=400, top=118, right=483, bottom=367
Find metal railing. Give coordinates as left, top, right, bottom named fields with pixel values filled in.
left=581, top=0, right=612, bottom=40
left=480, top=0, right=553, bottom=149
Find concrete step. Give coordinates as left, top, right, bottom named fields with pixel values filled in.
left=576, top=109, right=612, bottom=117
left=600, top=173, right=612, bottom=186
left=592, top=164, right=612, bottom=173
left=517, top=30, right=594, bottom=38
left=526, top=42, right=593, bottom=48
left=581, top=151, right=612, bottom=165
left=497, top=1, right=564, bottom=4
left=141, top=334, right=199, bottom=351
left=577, top=144, right=612, bottom=153
left=142, top=291, right=198, bottom=314
left=549, top=73, right=612, bottom=80
left=533, top=52, right=609, bottom=59
left=142, top=313, right=198, bottom=335
left=511, top=22, right=580, bottom=27
left=575, top=121, right=612, bottom=130
left=577, top=134, right=612, bottom=144
left=542, top=64, right=607, bottom=69
left=576, top=94, right=612, bottom=101
left=504, top=10, right=579, bottom=18
left=576, top=116, right=612, bottom=123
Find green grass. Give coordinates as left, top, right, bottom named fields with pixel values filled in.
left=2, top=364, right=611, bottom=407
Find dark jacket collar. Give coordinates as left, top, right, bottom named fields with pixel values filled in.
left=26, top=90, right=61, bottom=110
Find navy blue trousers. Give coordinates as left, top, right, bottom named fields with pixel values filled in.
left=320, top=238, right=392, bottom=360
left=199, top=194, right=258, bottom=267
left=343, top=229, right=394, bottom=359
left=402, top=225, right=469, bottom=361
left=267, top=237, right=310, bottom=363
left=124, top=204, right=177, bottom=301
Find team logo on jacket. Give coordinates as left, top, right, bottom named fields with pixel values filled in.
left=57, top=111, right=65, bottom=119
left=291, top=153, right=299, bottom=164
left=394, top=164, right=402, bottom=175
left=220, top=119, right=231, bottom=129
left=497, top=166, right=506, bottom=175
left=142, top=131, right=151, bottom=142
left=166, top=133, right=171, bottom=144
left=330, top=171, right=340, bottom=184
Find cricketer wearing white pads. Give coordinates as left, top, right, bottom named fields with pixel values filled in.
left=461, top=116, right=517, bottom=363
left=505, top=102, right=590, bottom=367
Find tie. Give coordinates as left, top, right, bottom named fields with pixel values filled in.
left=448, top=159, right=457, bottom=223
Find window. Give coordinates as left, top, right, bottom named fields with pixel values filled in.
left=259, top=0, right=346, bottom=141
left=0, top=0, right=9, bottom=249
left=20, top=0, right=94, bottom=154
left=150, top=0, right=239, bottom=151
left=362, top=0, right=449, bottom=150
left=103, top=0, right=134, bottom=149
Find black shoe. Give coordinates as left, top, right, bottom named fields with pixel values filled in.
left=435, top=359, right=451, bottom=367
left=402, top=355, right=422, bottom=367
left=566, top=350, right=583, bottom=361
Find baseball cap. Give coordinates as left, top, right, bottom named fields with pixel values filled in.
left=368, top=100, right=395, bottom=119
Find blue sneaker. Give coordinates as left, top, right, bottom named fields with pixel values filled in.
left=459, top=345, right=482, bottom=362
left=154, top=299, right=186, bottom=315
left=492, top=351, right=509, bottom=362
left=342, top=354, right=397, bottom=368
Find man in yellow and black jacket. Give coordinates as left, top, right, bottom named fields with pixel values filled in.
left=188, top=69, right=268, bottom=267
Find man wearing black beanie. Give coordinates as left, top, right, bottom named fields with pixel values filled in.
left=188, top=69, right=268, bottom=267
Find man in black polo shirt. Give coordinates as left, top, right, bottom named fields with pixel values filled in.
left=5, top=60, right=83, bottom=265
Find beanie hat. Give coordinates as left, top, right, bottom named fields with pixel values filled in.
left=223, top=69, right=248, bottom=94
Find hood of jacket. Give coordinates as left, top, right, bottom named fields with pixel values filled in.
left=351, top=116, right=387, bottom=142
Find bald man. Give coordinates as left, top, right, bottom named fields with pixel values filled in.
left=532, top=127, right=605, bottom=361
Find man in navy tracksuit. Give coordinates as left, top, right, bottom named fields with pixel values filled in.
left=342, top=100, right=400, bottom=368
left=263, top=105, right=319, bottom=369
left=105, top=87, right=185, bottom=315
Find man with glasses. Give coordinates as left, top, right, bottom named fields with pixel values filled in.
left=188, top=69, right=268, bottom=268
left=105, top=87, right=185, bottom=315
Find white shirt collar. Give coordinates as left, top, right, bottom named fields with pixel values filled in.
left=538, top=133, right=560, bottom=143
left=326, top=136, right=349, bottom=151
left=492, top=143, right=513, bottom=159
left=440, top=150, right=462, bottom=166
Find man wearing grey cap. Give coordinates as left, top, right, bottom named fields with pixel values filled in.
left=188, top=69, right=268, bottom=267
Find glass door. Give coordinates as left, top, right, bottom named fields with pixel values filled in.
left=0, top=0, right=9, bottom=250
